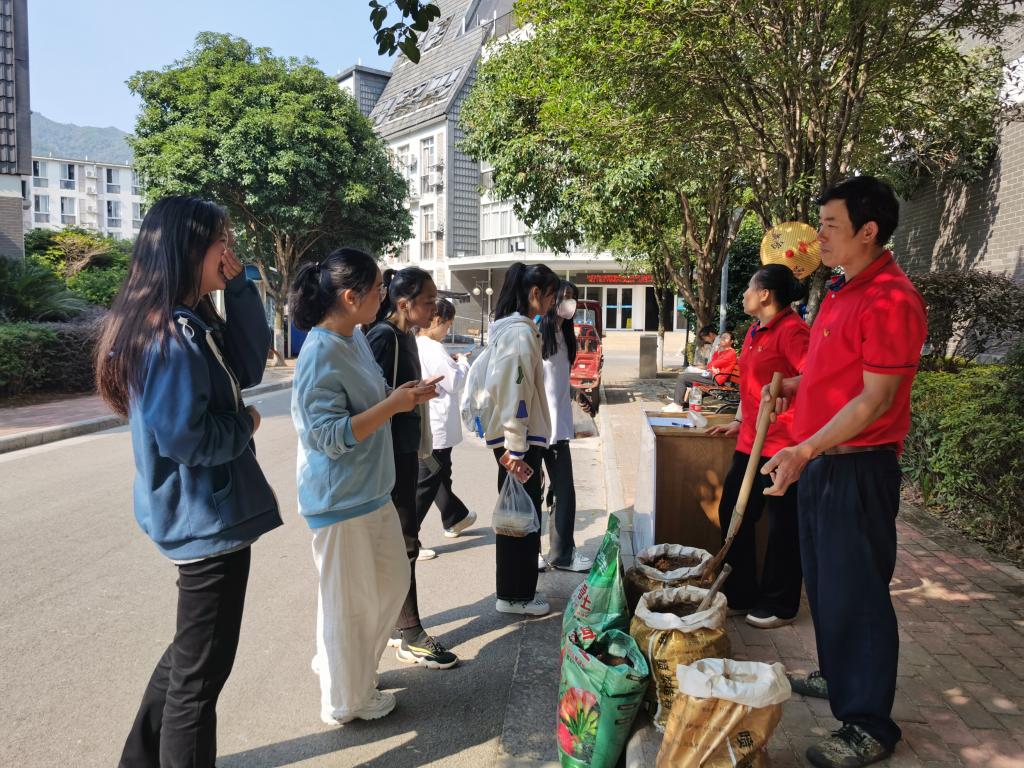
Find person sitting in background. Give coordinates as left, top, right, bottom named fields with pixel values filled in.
left=671, top=331, right=737, bottom=407
left=680, top=323, right=718, bottom=367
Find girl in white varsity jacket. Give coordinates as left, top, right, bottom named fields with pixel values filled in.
left=487, top=262, right=559, bottom=617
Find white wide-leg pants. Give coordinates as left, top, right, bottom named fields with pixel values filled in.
left=311, top=500, right=410, bottom=722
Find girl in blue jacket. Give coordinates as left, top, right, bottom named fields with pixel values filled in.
left=95, top=196, right=281, bottom=767
left=289, top=248, right=438, bottom=725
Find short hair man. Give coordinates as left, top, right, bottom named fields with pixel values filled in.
left=762, top=176, right=927, bottom=768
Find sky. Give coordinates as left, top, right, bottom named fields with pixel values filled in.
left=28, top=0, right=395, bottom=133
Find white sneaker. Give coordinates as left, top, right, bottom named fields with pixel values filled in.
left=444, top=511, right=477, bottom=538
left=312, top=656, right=379, bottom=689
left=322, top=690, right=397, bottom=725
left=417, top=548, right=437, bottom=561
left=553, top=551, right=593, bottom=573
left=496, top=595, right=551, bottom=616
left=538, top=553, right=550, bottom=571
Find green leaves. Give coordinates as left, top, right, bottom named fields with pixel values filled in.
left=369, top=1, right=441, bottom=62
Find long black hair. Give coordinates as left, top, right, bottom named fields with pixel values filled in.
left=288, top=247, right=379, bottom=331
left=96, top=196, right=229, bottom=417
left=375, top=266, right=433, bottom=324
left=753, top=263, right=809, bottom=308
left=493, top=262, right=559, bottom=320
left=541, top=280, right=578, bottom=364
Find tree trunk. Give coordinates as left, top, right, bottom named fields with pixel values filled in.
left=654, top=287, right=666, bottom=370
left=805, top=264, right=830, bottom=325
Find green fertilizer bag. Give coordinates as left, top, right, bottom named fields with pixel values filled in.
left=557, top=628, right=650, bottom=768
left=562, top=514, right=628, bottom=648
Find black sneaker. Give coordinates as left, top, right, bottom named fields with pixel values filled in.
left=396, top=632, right=458, bottom=670
left=789, top=670, right=829, bottom=699
left=806, top=724, right=891, bottom=768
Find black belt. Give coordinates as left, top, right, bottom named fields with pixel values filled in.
left=822, top=443, right=898, bottom=456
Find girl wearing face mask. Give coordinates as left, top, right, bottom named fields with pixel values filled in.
left=367, top=268, right=460, bottom=671
left=415, top=298, right=476, bottom=539
left=486, top=262, right=560, bottom=616
left=538, top=281, right=595, bottom=573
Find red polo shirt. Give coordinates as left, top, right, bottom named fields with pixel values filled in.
left=737, top=307, right=809, bottom=457
left=709, top=346, right=738, bottom=384
left=793, top=252, right=927, bottom=452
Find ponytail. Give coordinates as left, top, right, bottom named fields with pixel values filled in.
left=287, top=247, right=378, bottom=331
left=375, top=266, right=432, bottom=324
left=493, top=262, right=560, bottom=320
left=753, top=263, right=808, bottom=308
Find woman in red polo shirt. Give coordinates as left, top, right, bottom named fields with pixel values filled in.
left=708, top=264, right=809, bottom=628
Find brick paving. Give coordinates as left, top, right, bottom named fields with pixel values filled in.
left=601, top=332, right=1024, bottom=767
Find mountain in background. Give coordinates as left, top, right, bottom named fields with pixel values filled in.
left=30, top=112, right=134, bottom=165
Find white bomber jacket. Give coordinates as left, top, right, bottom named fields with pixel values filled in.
left=482, top=313, right=552, bottom=457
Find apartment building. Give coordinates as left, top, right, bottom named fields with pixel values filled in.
left=0, top=0, right=29, bottom=258
left=339, top=0, right=678, bottom=332
left=25, top=155, right=144, bottom=240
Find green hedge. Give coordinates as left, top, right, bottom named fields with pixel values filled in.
left=0, top=317, right=102, bottom=398
left=903, top=365, right=1024, bottom=561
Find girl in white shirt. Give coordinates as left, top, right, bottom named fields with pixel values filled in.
left=415, top=299, right=477, bottom=538
left=539, top=280, right=595, bottom=572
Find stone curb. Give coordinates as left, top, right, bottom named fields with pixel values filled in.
left=0, top=378, right=293, bottom=456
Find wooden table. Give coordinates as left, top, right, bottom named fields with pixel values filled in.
left=633, top=411, right=768, bottom=566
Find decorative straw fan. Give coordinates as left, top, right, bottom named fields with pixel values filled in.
left=759, top=222, right=821, bottom=279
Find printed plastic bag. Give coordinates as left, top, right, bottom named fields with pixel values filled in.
left=624, top=544, right=712, bottom=614
left=563, top=514, right=628, bottom=648
left=558, top=628, right=649, bottom=768
left=629, top=586, right=731, bottom=731
left=657, top=658, right=791, bottom=768
left=492, top=474, right=539, bottom=537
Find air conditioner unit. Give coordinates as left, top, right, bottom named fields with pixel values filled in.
left=85, top=167, right=96, bottom=178
left=86, top=204, right=97, bottom=214
left=428, top=170, right=443, bottom=188
left=434, top=224, right=445, bottom=237
left=514, top=240, right=526, bottom=251
left=431, top=161, right=445, bottom=172
left=86, top=184, right=97, bottom=195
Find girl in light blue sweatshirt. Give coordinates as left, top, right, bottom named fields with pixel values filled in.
left=289, top=247, right=438, bottom=726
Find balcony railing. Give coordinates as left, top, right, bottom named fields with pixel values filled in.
left=33, top=177, right=47, bottom=188
left=61, top=214, right=76, bottom=225
left=33, top=212, right=49, bottom=223
left=60, top=179, right=75, bottom=190
left=106, top=184, right=120, bottom=194
left=107, top=217, right=122, bottom=228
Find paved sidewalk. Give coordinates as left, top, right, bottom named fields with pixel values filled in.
left=0, top=360, right=295, bottom=453
left=599, top=332, right=1024, bottom=767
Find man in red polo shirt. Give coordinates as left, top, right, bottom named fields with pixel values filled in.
left=761, top=176, right=927, bottom=768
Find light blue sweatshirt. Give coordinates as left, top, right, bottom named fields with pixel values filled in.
left=291, top=326, right=395, bottom=528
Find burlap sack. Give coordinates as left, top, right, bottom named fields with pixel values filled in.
left=656, top=658, right=791, bottom=768
left=624, top=544, right=712, bottom=614
left=628, top=586, right=730, bottom=731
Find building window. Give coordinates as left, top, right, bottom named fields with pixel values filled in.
left=132, top=202, right=144, bottom=228
left=33, top=194, right=49, bottom=223
left=105, top=167, right=120, bottom=194
left=421, top=204, right=435, bottom=260
left=32, top=159, right=47, bottom=187
left=420, top=136, right=435, bottom=192
left=60, top=163, right=75, bottom=190
left=131, top=170, right=142, bottom=196
left=60, top=196, right=76, bottom=225
left=106, top=200, right=121, bottom=228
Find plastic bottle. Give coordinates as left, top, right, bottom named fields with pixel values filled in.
left=688, top=387, right=708, bottom=428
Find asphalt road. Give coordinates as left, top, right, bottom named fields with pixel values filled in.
left=0, top=387, right=607, bottom=767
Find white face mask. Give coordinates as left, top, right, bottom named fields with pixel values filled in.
left=556, top=298, right=577, bottom=320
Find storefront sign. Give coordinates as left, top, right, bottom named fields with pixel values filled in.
left=585, top=273, right=653, bottom=285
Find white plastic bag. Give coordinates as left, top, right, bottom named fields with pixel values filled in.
left=493, top=474, right=539, bottom=537
left=675, top=658, right=791, bottom=708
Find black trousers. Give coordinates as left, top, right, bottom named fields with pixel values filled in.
left=392, top=450, right=423, bottom=632
left=119, top=547, right=251, bottom=768
left=542, top=440, right=577, bottom=566
left=799, top=452, right=902, bottom=751
left=718, top=450, right=802, bottom=617
left=416, top=447, right=471, bottom=530
left=492, top=446, right=544, bottom=601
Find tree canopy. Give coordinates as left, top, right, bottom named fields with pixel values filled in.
left=129, top=33, right=411, bottom=356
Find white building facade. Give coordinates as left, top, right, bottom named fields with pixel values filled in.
left=339, top=0, right=680, bottom=333
left=24, top=155, right=144, bottom=240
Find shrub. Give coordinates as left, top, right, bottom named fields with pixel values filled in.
left=903, top=366, right=1024, bottom=561
left=0, top=256, right=87, bottom=322
left=67, top=264, right=129, bottom=307
left=0, top=323, right=56, bottom=396
left=0, top=314, right=103, bottom=397
left=912, top=270, right=1024, bottom=371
